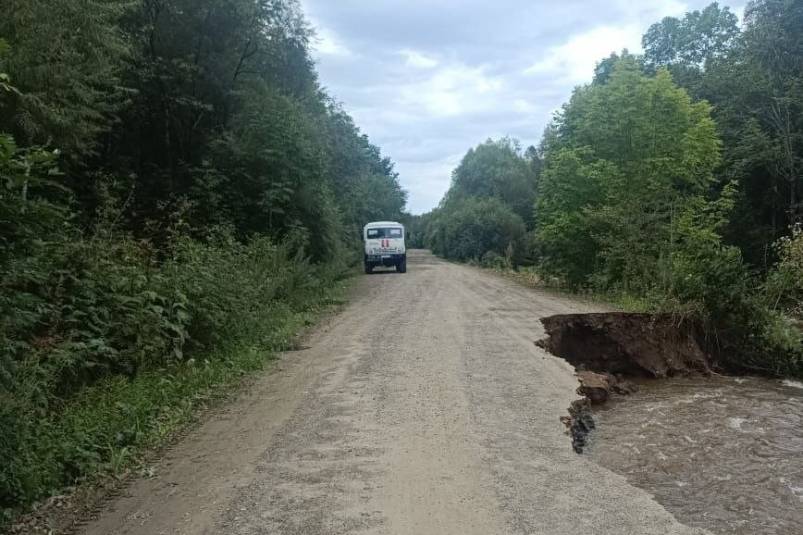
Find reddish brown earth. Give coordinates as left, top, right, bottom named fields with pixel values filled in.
left=537, top=313, right=711, bottom=378
left=539, top=312, right=713, bottom=454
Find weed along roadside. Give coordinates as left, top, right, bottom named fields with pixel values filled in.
left=2, top=245, right=356, bottom=532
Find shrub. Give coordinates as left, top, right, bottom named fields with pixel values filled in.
left=0, top=142, right=351, bottom=510
left=765, top=227, right=803, bottom=318
left=0, top=232, right=191, bottom=507
left=428, top=197, right=526, bottom=263
left=0, top=224, right=346, bottom=511
left=480, top=250, right=511, bottom=270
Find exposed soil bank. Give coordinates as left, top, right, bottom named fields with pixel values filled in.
left=538, top=313, right=711, bottom=377
left=539, top=312, right=713, bottom=453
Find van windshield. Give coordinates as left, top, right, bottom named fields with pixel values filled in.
left=367, top=228, right=403, bottom=239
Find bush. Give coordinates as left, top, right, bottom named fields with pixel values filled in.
left=765, top=227, right=803, bottom=318
left=427, top=197, right=526, bottom=263
left=480, top=250, right=511, bottom=270
left=0, top=111, right=359, bottom=516
left=0, top=224, right=347, bottom=512
left=0, top=161, right=350, bottom=514
left=0, top=231, right=186, bottom=507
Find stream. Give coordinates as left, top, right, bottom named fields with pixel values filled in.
left=587, top=375, right=803, bottom=535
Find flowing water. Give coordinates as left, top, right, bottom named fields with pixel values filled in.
left=587, top=376, right=803, bottom=535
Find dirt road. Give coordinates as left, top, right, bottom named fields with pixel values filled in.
left=81, top=251, right=707, bottom=535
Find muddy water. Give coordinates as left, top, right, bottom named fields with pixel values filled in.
left=587, top=376, right=803, bottom=535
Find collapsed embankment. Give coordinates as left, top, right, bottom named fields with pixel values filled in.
left=537, top=313, right=711, bottom=377
left=537, top=313, right=714, bottom=452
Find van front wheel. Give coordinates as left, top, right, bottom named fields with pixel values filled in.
left=364, top=263, right=373, bottom=275
left=397, top=257, right=407, bottom=274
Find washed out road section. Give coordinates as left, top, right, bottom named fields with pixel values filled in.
left=80, top=250, right=707, bottom=535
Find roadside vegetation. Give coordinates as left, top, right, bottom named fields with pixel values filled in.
left=417, top=0, right=803, bottom=377
left=0, top=0, right=406, bottom=522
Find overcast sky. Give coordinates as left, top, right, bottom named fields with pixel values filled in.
left=301, top=1, right=745, bottom=214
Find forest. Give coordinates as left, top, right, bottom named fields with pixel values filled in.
left=0, top=0, right=406, bottom=518
left=415, top=1, right=803, bottom=376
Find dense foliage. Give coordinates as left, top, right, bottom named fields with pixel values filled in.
left=0, top=0, right=405, bottom=516
left=643, top=0, right=803, bottom=266
left=427, top=197, right=526, bottom=265
left=536, top=62, right=722, bottom=290
left=423, top=138, right=539, bottom=265
left=416, top=0, right=802, bottom=375
left=443, top=138, right=539, bottom=226
left=535, top=60, right=800, bottom=374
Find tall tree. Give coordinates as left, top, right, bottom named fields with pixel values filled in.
left=642, top=1, right=803, bottom=265
left=536, top=59, right=723, bottom=290
left=445, top=138, right=538, bottom=226
left=642, top=2, right=740, bottom=69
left=741, top=0, right=803, bottom=228
left=593, top=49, right=641, bottom=85
left=0, top=0, right=130, bottom=158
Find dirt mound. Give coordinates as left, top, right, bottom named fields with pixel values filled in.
left=537, top=313, right=711, bottom=378
left=576, top=371, right=638, bottom=404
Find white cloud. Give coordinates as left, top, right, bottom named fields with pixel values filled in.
left=312, top=27, right=353, bottom=57
left=513, top=98, right=539, bottom=114
left=524, top=25, right=643, bottom=85
left=398, top=63, right=503, bottom=118
left=609, top=0, right=690, bottom=19
left=400, top=49, right=439, bottom=69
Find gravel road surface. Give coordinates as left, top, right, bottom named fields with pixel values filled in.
left=80, top=250, right=708, bottom=535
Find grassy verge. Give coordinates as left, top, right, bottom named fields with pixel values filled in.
left=2, top=273, right=353, bottom=531
left=487, top=264, right=802, bottom=377
left=486, top=265, right=651, bottom=312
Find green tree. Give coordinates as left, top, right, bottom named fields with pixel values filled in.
left=740, top=0, right=803, bottom=230
left=0, top=0, right=411, bottom=515
left=445, top=138, right=538, bottom=226
left=642, top=1, right=803, bottom=265
left=428, top=197, right=526, bottom=264
left=536, top=59, right=723, bottom=292
left=593, top=49, right=642, bottom=85
left=403, top=212, right=433, bottom=249
left=643, top=2, right=740, bottom=69
left=534, top=53, right=800, bottom=374
left=319, top=105, right=406, bottom=235
left=534, top=148, right=614, bottom=285
left=0, top=1, right=130, bottom=158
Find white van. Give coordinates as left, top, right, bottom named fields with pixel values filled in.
left=363, top=221, right=406, bottom=274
